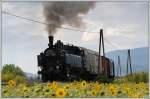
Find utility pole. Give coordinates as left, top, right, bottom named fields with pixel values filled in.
left=98, top=29, right=101, bottom=74
left=128, top=49, right=132, bottom=75
left=117, top=56, right=121, bottom=77
left=126, top=49, right=132, bottom=75
left=119, top=56, right=121, bottom=76
left=98, top=29, right=105, bottom=74
left=101, top=30, right=105, bottom=57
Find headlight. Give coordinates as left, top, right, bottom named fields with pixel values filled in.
left=67, top=74, right=70, bottom=77
left=56, top=65, right=59, bottom=69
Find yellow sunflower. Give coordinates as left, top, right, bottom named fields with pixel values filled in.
left=52, top=81, right=57, bottom=85
left=91, top=90, right=97, bottom=97
left=47, top=83, right=53, bottom=88
left=56, top=88, right=66, bottom=97
left=52, top=81, right=57, bottom=89
left=100, top=91, right=105, bottom=96
left=95, top=84, right=101, bottom=91
left=3, top=89, right=9, bottom=97
left=109, top=85, right=115, bottom=92
left=22, top=86, right=29, bottom=92
left=64, top=84, right=70, bottom=90
left=50, top=93, right=56, bottom=97
left=8, top=80, right=16, bottom=87
left=81, top=81, right=87, bottom=87
left=3, top=92, right=9, bottom=97
left=111, top=90, right=117, bottom=96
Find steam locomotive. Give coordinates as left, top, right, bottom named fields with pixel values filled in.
left=37, top=36, right=115, bottom=82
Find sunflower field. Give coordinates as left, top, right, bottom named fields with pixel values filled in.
left=2, top=80, right=149, bottom=98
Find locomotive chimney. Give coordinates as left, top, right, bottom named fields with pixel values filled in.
left=48, top=35, right=53, bottom=46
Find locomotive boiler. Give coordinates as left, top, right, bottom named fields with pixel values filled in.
left=37, top=36, right=115, bottom=82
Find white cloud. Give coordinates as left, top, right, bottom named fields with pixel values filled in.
left=81, top=32, right=98, bottom=42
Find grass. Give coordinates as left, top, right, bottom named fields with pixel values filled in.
left=113, top=72, right=149, bottom=84
left=126, top=72, right=149, bottom=83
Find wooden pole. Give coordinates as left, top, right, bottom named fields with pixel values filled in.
left=117, top=59, right=118, bottom=77
left=98, top=29, right=102, bottom=74
left=126, top=51, right=129, bottom=75
left=101, top=30, right=105, bottom=56
left=126, top=49, right=132, bottom=75
left=117, top=56, right=121, bottom=77
left=119, top=56, right=121, bottom=76
left=128, top=50, right=132, bottom=75
left=117, top=56, right=119, bottom=77
left=98, top=30, right=101, bottom=74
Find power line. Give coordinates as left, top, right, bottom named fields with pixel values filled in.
left=104, top=38, right=120, bottom=49
left=2, top=11, right=98, bottom=33
left=2, top=10, right=120, bottom=50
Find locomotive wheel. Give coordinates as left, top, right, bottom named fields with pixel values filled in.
left=48, top=73, right=53, bottom=82
left=84, top=71, right=91, bottom=81
left=79, top=69, right=87, bottom=80
left=42, top=74, right=48, bottom=82
left=65, top=67, right=72, bottom=82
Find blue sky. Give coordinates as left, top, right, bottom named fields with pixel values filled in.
left=2, top=1, right=148, bottom=74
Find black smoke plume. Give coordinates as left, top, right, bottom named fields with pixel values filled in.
left=43, top=1, right=95, bottom=35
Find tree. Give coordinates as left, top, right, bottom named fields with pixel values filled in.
left=2, top=64, right=27, bottom=83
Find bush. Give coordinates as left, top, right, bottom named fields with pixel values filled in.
left=95, top=74, right=113, bottom=83
left=126, top=72, right=149, bottom=83
left=2, top=64, right=25, bottom=76
left=2, top=64, right=27, bottom=83
left=2, top=72, right=14, bottom=81
left=14, top=75, right=28, bottom=84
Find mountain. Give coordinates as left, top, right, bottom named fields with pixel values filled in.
left=106, top=47, right=149, bottom=76
left=25, top=72, right=37, bottom=78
